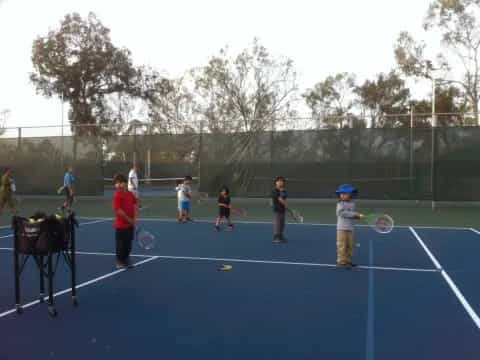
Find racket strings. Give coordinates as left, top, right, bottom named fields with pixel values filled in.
left=366, top=214, right=394, bottom=234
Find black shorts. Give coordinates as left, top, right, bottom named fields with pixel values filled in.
left=219, top=207, right=230, bottom=218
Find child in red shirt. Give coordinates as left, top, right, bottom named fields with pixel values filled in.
left=112, top=174, right=137, bottom=269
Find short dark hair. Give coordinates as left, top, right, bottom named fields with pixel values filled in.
left=113, top=174, right=127, bottom=184
left=275, top=176, right=285, bottom=183
left=176, top=179, right=183, bottom=185
left=220, top=185, right=230, bottom=195
left=184, top=175, right=193, bottom=181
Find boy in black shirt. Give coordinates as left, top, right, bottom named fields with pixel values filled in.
left=215, top=186, right=234, bottom=231
left=272, top=176, right=288, bottom=243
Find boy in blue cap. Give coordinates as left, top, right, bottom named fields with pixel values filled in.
left=336, top=184, right=364, bottom=268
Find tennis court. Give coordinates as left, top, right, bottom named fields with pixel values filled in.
left=1, top=205, right=479, bottom=359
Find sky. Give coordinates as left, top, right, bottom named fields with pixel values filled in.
left=0, top=0, right=437, bottom=134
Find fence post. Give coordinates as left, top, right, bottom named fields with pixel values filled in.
left=197, top=120, right=204, bottom=191
left=348, top=116, right=353, bottom=183
left=17, top=127, right=22, bottom=151
left=133, top=123, right=137, bottom=166
left=409, top=108, right=414, bottom=196
left=431, top=80, right=437, bottom=210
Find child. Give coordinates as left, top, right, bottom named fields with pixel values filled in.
left=215, top=186, right=234, bottom=231
left=0, top=167, right=17, bottom=215
left=112, top=174, right=137, bottom=269
left=175, top=179, right=184, bottom=223
left=128, top=163, right=142, bottom=209
left=62, top=166, right=75, bottom=212
left=271, top=176, right=288, bottom=243
left=335, top=184, right=364, bottom=268
left=178, top=175, right=193, bottom=222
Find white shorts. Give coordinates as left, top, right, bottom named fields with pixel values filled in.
left=129, top=188, right=139, bottom=198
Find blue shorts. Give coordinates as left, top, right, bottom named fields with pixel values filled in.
left=180, top=200, right=190, bottom=211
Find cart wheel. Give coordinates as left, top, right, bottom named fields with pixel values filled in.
left=16, top=305, right=23, bottom=315
left=48, top=307, right=58, bottom=317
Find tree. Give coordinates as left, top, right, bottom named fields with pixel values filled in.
left=140, top=69, right=198, bottom=134
left=411, top=84, right=470, bottom=126
left=192, top=39, right=298, bottom=192
left=394, top=0, right=480, bottom=123
left=30, top=12, right=141, bottom=136
left=193, top=39, right=298, bottom=135
left=303, top=73, right=360, bottom=128
left=356, top=71, right=411, bottom=128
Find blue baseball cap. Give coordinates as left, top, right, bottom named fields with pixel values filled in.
left=336, top=184, right=358, bottom=196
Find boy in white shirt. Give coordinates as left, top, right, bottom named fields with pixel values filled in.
left=128, top=164, right=142, bottom=209
left=175, top=179, right=184, bottom=223
left=178, top=175, right=193, bottom=222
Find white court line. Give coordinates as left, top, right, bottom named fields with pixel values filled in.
left=78, top=217, right=113, bottom=221
left=0, top=218, right=111, bottom=242
left=409, top=227, right=480, bottom=330
left=95, top=216, right=471, bottom=231
left=0, top=247, right=439, bottom=272
left=470, top=228, right=480, bottom=235
left=152, top=255, right=438, bottom=273
left=0, top=248, right=152, bottom=258
left=0, top=247, right=437, bottom=272
left=79, top=219, right=111, bottom=226
left=0, top=256, right=159, bottom=319
left=76, top=251, right=151, bottom=258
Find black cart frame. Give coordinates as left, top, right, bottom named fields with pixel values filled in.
left=13, top=213, right=78, bottom=317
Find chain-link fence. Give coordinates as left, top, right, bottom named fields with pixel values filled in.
left=1, top=115, right=479, bottom=201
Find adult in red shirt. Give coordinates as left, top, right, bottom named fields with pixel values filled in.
left=113, top=174, right=137, bottom=269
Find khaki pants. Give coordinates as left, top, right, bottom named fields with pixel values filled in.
left=337, top=230, right=354, bottom=265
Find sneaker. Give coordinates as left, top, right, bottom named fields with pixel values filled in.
left=348, top=262, right=358, bottom=268
left=272, top=235, right=281, bottom=243
left=116, top=262, right=128, bottom=269
left=226, top=224, right=234, bottom=231
left=186, top=217, right=194, bottom=222
left=336, top=262, right=349, bottom=268
left=126, top=259, right=135, bottom=269
left=215, top=225, right=221, bottom=232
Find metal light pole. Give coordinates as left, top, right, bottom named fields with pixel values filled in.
left=61, top=92, right=65, bottom=169
left=431, top=79, right=437, bottom=211
left=409, top=104, right=414, bottom=194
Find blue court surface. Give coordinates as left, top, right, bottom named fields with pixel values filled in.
left=1, top=218, right=480, bottom=360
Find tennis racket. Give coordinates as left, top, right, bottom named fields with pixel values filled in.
left=288, top=208, right=304, bottom=223
left=364, top=214, right=394, bottom=234
left=135, top=227, right=156, bottom=250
